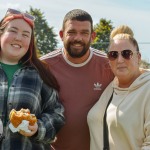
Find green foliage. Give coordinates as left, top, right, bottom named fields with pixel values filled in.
left=27, top=7, right=58, bottom=55
left=91, top=18, right=114, bottom=52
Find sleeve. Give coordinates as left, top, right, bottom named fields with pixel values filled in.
left=141, top=97, right=150, bottom=149
left=33, top=83, right=65, bottom=144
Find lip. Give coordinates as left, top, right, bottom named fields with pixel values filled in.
left=11, top=44, right=22, bottom=48
left=73, top=43, right=82, bottom=46
left=71, top=43, right=84, bottom=48
left=117, top=66, right=127, bottom=70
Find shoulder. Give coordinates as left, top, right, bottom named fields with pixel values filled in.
left=20, top=66, right=41, bottom=79
left=90, top=48, right=109, bottom=65
left=91, top=48, right=107, bottom=58
left=40, top=49, right=62, bottom=60
left=40, top=49, right=63, bottom=65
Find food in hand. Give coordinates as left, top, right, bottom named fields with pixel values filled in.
left=9, top=108, right=37, bottom=128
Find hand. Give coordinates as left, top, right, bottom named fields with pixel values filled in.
left=19, top=122, right=38, bottom=137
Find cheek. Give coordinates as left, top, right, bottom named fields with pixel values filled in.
left=109, top=61, right=117, bottom=72
left=109, top=61, right=116, bottom=67
left=132, top=59, right=139, bottom=67
left=23, top=38, right=31, bottom=51
left=0, top=34, right=11, bottom=47
left=1, top=32, right=18, bottom=51
left=64, top=37, right=71, bottom=45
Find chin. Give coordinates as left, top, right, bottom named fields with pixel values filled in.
left=116, top=71, right=128, bottom=77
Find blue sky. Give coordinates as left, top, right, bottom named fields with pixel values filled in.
left=0, top=0, right=150, bottom=62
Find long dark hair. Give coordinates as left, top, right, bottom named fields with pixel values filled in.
left=0, top=15, right=60, bottom=91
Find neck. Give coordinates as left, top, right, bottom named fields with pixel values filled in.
left=118, top=71, right=141, bottom=88
left=0, top=57, right=19, bottom=65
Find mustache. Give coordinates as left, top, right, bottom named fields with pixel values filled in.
left=71, top=41, right=84, bottom=45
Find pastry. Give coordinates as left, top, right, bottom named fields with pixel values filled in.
left=9, top=108, right=37, bottom=128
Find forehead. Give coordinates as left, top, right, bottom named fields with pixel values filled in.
left=64, top=20, right=91, bottom=31
left=110, top=39, right=136, bottom=51
left=6, top=19, right=32, bottom=32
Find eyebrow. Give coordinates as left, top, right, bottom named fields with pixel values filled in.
left=10, top=26, right=31, bottom=34
left=68, top=29, right=90, bottom=33
left=81, top=29, right=90, bottom=32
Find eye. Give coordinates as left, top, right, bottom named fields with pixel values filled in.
left=22, top=34, right=29, bottom=38
left=22, top=32, right=31, bottom=38
left=9, top=29, right=17, bottom=33
left=81, top=31, right=89, bottom=35
left=67, top=30, right=76, bottom=35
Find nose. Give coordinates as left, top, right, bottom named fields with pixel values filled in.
left=74, top=33, right=82, bottom=41
left=15, top=33, right=22, bottom=41
left=117, top=53, right=125, bottom=62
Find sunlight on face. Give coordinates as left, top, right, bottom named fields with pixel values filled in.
left=0, top=19, right=32, bottom=64
left=61, top=20, right=94, bottom=58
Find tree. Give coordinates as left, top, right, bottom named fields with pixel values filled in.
left=91, top=18, right=114, bottom=52
left=27, top=7, right=58, bottom=55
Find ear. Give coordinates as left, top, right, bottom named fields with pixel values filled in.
left=91, top=31, right=96, bottom=42
left=59, top=30, right=64, bottom=41
left=138, top=52, right=141, bottom=60
left=137, top=52, right=141, bottom=65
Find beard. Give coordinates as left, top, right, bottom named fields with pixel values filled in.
left=64, top=39, right=91, bottom=58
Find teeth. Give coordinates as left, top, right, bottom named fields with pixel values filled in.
left=73, top=44, right=82, bottom=46
left=12, top=44, right=21, bottom=48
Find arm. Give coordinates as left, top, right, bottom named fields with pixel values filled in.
left=33, top=83, right=65, bottom=143
left=141, top=98, right=150, bottom=149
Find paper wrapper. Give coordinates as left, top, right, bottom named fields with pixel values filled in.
left=0, top=119, right=3, bottom=135
left=9, top=120, right=31, bottom=133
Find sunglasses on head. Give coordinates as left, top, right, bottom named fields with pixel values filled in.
left=5, top=8, right=35, bottom=21
left=107, top=49, right=136, bottom=61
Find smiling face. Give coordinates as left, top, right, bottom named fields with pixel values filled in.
left=0, top=18, right=32, bottom=64
left=59, top=20, right=96, bottom=63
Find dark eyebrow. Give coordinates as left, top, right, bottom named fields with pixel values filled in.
left=82, top=29, right=90, bottom=32
left=23, top=30, right=31, bottom=34
left=68, top=29, right=90, bottom=33
left=10, top=26, right=31, bottom=34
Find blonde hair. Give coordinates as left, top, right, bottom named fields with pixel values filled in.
left=110, top=25, right=134, bottom=39
left=109, top=25, right=139, bottom=51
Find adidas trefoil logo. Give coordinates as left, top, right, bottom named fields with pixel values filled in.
left=94, top=82, right=102, bottom=90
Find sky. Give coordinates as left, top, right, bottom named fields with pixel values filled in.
left=0, top=0, right=150, bottom=62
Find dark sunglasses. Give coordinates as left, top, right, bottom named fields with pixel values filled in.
left=107, top=49, right=136, bottom=61
left=5, top=8, right=35, bottom=21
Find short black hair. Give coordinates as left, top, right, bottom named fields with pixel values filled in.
left=62, top=9, right=93, bottom=32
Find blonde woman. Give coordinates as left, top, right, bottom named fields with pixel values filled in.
left=88, top=25, right=150, bottom=150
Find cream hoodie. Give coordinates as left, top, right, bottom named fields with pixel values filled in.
left=87, top=71, right=150, bottom=150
